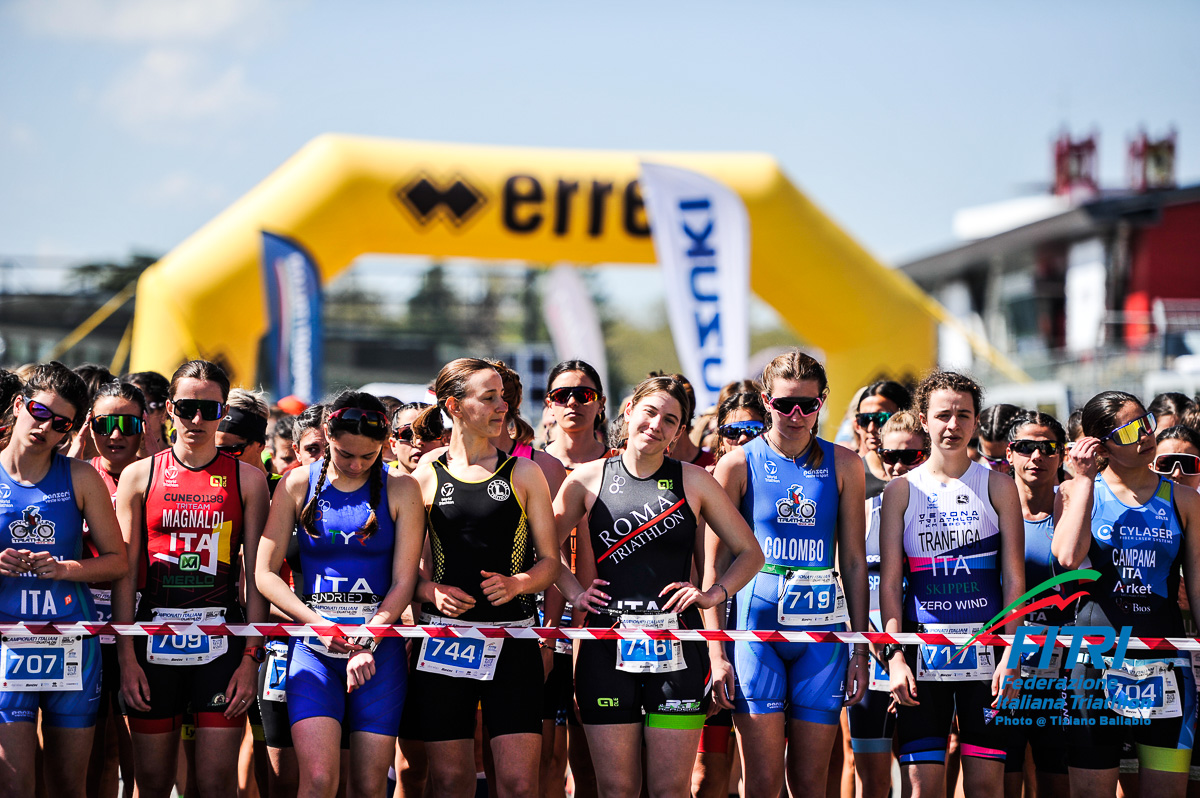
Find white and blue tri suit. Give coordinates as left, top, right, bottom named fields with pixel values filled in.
left=0, top=454, right=101, bottom=727
left=286, top=463, right=405, bottom=736
left=731, top=436, right=848, bottom=724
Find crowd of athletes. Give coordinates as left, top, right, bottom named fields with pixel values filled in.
left=2, top=354, right=1200, bottom=798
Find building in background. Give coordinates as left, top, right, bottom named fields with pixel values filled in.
left=900, top=129, right=1200, bottom=411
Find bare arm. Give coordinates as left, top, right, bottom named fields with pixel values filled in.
left=254, top=468, right=322, bottom=626
left=1052, top=438, right=1100, bottom=569
left=367, top=473, right=425, bottom=632
left=41, top=461, right=127, bottom=583
left=834, top=446, right=869, bottom=639
left=112, top=459, right=149, bottom=664
left=238, top=462, right=269, bottom=649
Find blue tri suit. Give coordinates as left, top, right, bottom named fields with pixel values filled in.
left=286, top=463, right=405, bottom=736
left=0, top=454, right=101, bottom=727
left=730, top=436, right=847, bottom=724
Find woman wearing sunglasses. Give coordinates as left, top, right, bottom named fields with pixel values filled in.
left=551, top=374, right=761, bottom=798
left=711, top=350, right=868, bottom=798
left=0, top=363, right=128, bottom=796
left=389, top=401, right=442, bottom=475
left=255, top=391, right=424, bottom=798
left=1153, top=425, right=1200, bottom=492
left=1054, top=392, right=1200, bottom=797
left=879, top=371, right=1024, bottom=798
left=853, top=380, right=913, bottom=500
left=540, top=359, right=611, bottom=798
left=113, top=359, right=270, bottom=798
left=693, top=389, right=766, bottom=798
left=848, top=410, right=927, bottom=798
left=402, top=358, right=560, bottom=798
left=81, top=379, right=147, bottom=796
left=998, top=411, right=1070, bottom=798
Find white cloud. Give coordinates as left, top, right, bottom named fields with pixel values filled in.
left=9, top=0, right=272, bottom=43
left=99, top=48, right=269, bottom=132
left=140, top=170, right=226, bottom=205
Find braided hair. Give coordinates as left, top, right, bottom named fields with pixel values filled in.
left=300, top=391, right=388, bottom=540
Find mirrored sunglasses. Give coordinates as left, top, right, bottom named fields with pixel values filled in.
left=1151, top=453, right=1200, bottom=476
left=1009, top=440, right=1061, bottom=457
left=171, top=399, right=225, bottom=422
left=91, top=414, right=145, bottom=436
left=718, top=421, right=765, bottom=441
left=766, top=396, right=822, bottom=418
left=547, top=386, right=599, bottom=405
left=855, top=411, right=893, bottom=428
left=879, top=448, right=927, bottom=467
left=1106, top=413, right=1156, bottom=446
left=26, top=399, right=75, bottom=433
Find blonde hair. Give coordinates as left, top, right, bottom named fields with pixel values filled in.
left=226, top=388, right=269, bottom=419
left=881, top=409, right=927, bottom=445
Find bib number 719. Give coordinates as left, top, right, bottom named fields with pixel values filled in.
left=783, top=584, right=833, bottom=613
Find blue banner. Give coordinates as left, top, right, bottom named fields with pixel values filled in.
left=261, top=232, right=322, bottom=404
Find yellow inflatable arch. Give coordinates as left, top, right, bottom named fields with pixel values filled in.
left=131, top=135, right=939, bottom=416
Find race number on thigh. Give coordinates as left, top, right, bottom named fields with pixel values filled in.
left=146, top=607, right=227, bottom=665
left=261, top=641, right=288, bottom=702
left=615, top=613, right=684, bottom=675
left=1103, top=658, right=1184, bottom=720
left=1, top=633, right=84, bottom=691
left=915, top=624, right=996, bottom=682
left=776, top=568, right=850, bottom=627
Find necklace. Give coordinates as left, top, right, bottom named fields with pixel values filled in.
left=767, top=427, right=811, bottom=462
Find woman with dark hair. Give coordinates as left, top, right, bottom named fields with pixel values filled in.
left=540, top=359, right=610, bottom=798
left=854, top=380, right=913, bottom=496
left=553, top=374, right=762, bottom=798
left=0, top=362, right=128, bottom=796
left=1149, top=392, right=1197, bottom=432
left=256, top=390, right=424, bottom=797
left=403, top=358, right=561, bottom=798
left=977, top=404, right=1022, bottom=475
left=389, top=401, right=442, bottom=475
left=693, top=389, right=766, bottom=798
left=122, top=371, right=170, bottom=457
left=82, top=379, right=146, bottom=797
left=713, top=350, right=869, bottom=798
left=1054, top=391, right=1200, bottom=797
left=880, top=371, right=1024, bottom=798
left=114, top=359, right=270, bottom=798
left=1154, top=425, right=1200, bottom=492
left=1000, top=410, right=1070, bottom=797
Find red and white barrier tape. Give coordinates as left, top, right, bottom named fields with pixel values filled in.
left=0, top=623, right=1195, bottom=651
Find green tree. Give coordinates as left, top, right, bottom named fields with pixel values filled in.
left=71, top=252, right=158, bottom=294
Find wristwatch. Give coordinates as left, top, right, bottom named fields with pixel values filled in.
left=243, top=645, right=267, bottom=664
left=881, top=644, right=904, bottom=663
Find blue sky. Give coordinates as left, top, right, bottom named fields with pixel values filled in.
left=1, top=0, right=1197, bottom=308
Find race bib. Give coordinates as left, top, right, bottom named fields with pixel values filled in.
left=776, top=568, right=850, bottom=627
left=868, top=654, right=890, bottom=692
left=1, top=634, right=83, bottom=691
left=615, top=613, right=684, bottom=674
left=1103, top=659, right=1184, bottom=720
left=260, top=641, right=289, bottom=702
left=306, top=596, right=380, bottom=659
left=414, top=614, right=520, bottom=681
left=916, top=624, right=996, bottom=682
left=146, top=607, right=227, bottom=665
left=91, top=588, right=114, bottom=645
left=1019, top=626, right=1064, bottom=678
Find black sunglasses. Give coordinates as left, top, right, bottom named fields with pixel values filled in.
left=879, top=448, right=927, bottom=467
left=393, top=425, right=416, bottom=443
left=26, top=399, right=75, bottom=433
left=765, top=395, right=822, bottom=418
left=91, top=414, right=145, bottom=436
left=983, top=454, right=1009, bottom=469
left=1009, top=440, right=1062, bottom=457
left=855, top=411, right=893, bottom=428
left=217, top=442, right=247, bottom=458
left=547, top=386, right=599, bottom=405
left=1152, top=453, right=1200, bottom=476
left=718, top=421, right=765, bottom=441
left=328, top=407, right=389, bottom=431
left=171, top=399, right=225, bottom=422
